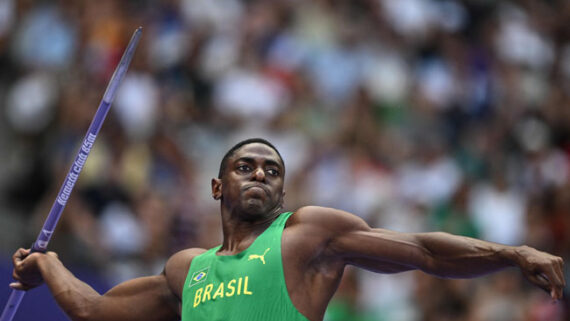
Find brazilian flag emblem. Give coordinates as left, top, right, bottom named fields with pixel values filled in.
left=194, top=272, right=206, bottom=282
left=189, top=267, right=209, bottom=287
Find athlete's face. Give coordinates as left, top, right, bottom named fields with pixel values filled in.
left=212, top=143, right=285, bottom=218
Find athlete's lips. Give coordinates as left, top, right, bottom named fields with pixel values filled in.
left=242, top=184, right=270, bottom=196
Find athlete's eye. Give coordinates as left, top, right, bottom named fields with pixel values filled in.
left=267, top=169, right=279, bottom=176
left=237, top=165, right=251, bottom=172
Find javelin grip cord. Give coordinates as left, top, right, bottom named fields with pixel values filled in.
left=0, top=27, right=142, bottom=321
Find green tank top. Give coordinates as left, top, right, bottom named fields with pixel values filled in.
left=181, top=212, right=309, bottom=321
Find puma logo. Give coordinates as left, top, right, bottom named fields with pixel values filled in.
left=248, top=248, right=270, bottom=265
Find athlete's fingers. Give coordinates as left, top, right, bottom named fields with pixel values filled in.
left=10, top=269, right=33, bottom=291
left=525, top=272, right=551, bottom=295
left=556, top=257, right=566, bottom=288
left=548, top=266, right=565, bottom=300
left=9, top=282, right=31, bottom=291
left=12, top=248, right=30, bottom=265
left=11, top=249, right=47, bottom=291
left=12, top=270, right=21, bottom=283
left=9, top=282, right=22, bottom=290
left=46, top=251, right=58, bottom=259
left=546, top=261, right=565, bottom=300
left=535, top=271, right=563, bottom=300
left=13, top=248, right=31, bottom=272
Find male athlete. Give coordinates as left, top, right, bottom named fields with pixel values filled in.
left=11, top=138, right=566, bottom=321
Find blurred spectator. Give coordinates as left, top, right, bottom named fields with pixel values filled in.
left=0, top=0, right=14, bottom=39
left=469, top=166, right=526, bottom=245
left=5, top=71, right=58, bottom=134
left=11, top=3, right=77, bottom=70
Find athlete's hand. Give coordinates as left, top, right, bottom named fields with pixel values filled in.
left=515, top=245, right=565, bottom=300
left=10, top=248, right=58, bottom=291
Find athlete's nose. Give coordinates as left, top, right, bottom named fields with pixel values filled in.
left=253, top=167, right=265, bottom=181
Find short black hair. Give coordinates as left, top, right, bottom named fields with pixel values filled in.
left=218, top=138, right=285, bottom=178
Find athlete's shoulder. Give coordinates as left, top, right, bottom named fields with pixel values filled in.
left=291, top=206, right=365, bottom=224
left=168, top=247, right=207, bottom=265
left=288, top=206, right=370, bottom=233
left=164, top=248, right=207, bottom=300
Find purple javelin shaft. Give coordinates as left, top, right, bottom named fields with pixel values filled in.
left=0, top=27, right=142, bottom=321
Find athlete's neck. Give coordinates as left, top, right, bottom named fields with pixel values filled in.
left=218, top=208, right=281, bottom=255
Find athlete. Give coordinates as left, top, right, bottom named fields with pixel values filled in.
left=11, top=138, right=566, bottom=321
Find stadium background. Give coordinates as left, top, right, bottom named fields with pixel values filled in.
left=0, top=0, right=569, bottom=320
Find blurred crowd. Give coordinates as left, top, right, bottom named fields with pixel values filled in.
left=0, top=0, right=569, bottom=320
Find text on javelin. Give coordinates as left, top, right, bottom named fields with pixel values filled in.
left=56, top=133, right=96, bottom=206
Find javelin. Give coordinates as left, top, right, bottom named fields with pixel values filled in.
left=0, top=26, right=143, bottom=321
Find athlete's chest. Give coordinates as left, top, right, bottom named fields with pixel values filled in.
left=181, top=213, right=313, bottom=321
left=185, top=236, right=282, bottom=306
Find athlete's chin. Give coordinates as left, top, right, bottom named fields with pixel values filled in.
left=241, top=200, right=274, bottom=219
left=244, top=203, right=267, bottom=216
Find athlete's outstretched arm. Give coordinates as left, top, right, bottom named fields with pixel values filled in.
left=11, top=248, right=185, bottom=321
left=297, top=206, right=565, bottom=300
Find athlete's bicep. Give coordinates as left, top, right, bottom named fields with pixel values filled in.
left=89, top=275, right=180, bottom=321
left=298, top=207, right=430, bottom=273
left=331, top=227, right=434, bottom=273
left=97, top=249, right=203, bottom=321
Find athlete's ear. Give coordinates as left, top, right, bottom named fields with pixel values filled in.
left=211, top=178, right=222, bottom=200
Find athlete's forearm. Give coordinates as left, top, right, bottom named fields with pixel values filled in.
left=415, top=231, right=566, bottom=300
left=36, top=254, right=102, bottom=321
left=347, top=229, right=519, bottom=276
left=412, top=231, right=520, bottom=278
left=345, top=228, right=563, bottom=298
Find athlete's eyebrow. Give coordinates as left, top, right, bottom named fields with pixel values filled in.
left=235, top=157, right=283, bottom=169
